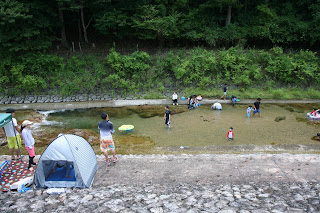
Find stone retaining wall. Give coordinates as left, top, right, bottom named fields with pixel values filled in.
left=1, top=94, right=320, bottom=111
left=0, top=94, right=125, bottom=104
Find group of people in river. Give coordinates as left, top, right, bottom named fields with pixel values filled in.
left=169, top=90, right=263, bottom=142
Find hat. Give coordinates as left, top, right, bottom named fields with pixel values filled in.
left=22, top=120, right=33, bottom=127
left=6, top=108, right=15, bottom=113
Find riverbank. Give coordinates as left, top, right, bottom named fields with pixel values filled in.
left=0, top=154, right=319, bottom=212
left=0, top=98, right=320, bottom=111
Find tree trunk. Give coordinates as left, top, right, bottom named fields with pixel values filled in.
left=245, top=0, right=248, bottom=11
left=58, top=4, right=68, bottom=48
left=81, top=8, right=89, bottom=43
left=226, top=5, right=232, bottom=26
left=78, top=16, right=83, bottom=42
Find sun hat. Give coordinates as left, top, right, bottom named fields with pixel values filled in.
left=22, top=120, right=33, bottom=127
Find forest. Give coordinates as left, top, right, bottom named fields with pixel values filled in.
left=0, top=0, right=320, bottom=98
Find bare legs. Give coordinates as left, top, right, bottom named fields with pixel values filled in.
left=9, top=148, right=20, bottom=160
left=103, top=150, right=116, bottom=163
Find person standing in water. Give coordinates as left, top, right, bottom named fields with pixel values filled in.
left=98, top=112, right=117, bottom=165
left=246, top=105, right=253, bottom=118
left=227, top=127, right=234, bottom=142
left=164, top=105, right=171, bottom=128
left=253, top=98, right=262, bottom=117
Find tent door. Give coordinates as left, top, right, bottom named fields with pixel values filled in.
left=42, top=160, right=76, bottom=181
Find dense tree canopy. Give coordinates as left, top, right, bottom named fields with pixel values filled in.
left=0, top=0, right=319, bottom=97
left=1, top=0, right=320, bottom=53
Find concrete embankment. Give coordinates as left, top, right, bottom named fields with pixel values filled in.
left=1, top=99, right=320, bottom=111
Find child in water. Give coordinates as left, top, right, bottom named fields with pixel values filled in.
left=227, top=127, right=234, bottom=142
left=246, top=105, right=253, bottom=118
left=310, top=108, right=318, bottom=116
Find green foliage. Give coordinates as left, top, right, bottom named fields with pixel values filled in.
left=106, top=48, right=151, bottom=91
left=0, top=0, right=55, bottom=53
left=0, top=46, right=319, bottom=98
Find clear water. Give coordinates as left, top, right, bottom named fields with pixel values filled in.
left=41, top=104, right=320, bottom=147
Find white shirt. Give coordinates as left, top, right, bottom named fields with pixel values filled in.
left=172, top=94, right=178, bottom=100
left=98, top=120, right=115, bottom=139
left=247, top=107, right=253, bottom=114
left=22, top=128, right=35, bottom=149
left=213, top=103, right=222, bottom=110
left=3, top=118, right=19, bottom=137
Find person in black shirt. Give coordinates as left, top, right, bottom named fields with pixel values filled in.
left=253, top=98, right=261, bottom=117
left=221, top=84, right=228, bottom=100
left=164, top=105, right=171, bottom=128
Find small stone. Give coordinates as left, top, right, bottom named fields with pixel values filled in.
left=159, top=195, right=171, bottom=200
left=150, top=207, right=164, bottom=213
left=294, top=194, right=304, bottom=201
left=258, top=193, right=270, bottom=198
left=244, top=193, right=257, bottom=200
left=164, top=202, right=179, bottom=211
left=219, top=209, right=236, bottom=213
left=80, top=194, right=93, bottom=203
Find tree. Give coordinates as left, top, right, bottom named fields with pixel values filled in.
left=0, top=0, right=56, bottom=52
left=57, top=1, right=69, bottom=48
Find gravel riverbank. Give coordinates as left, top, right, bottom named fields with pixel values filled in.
left=1, top=154, right=319, bottom=212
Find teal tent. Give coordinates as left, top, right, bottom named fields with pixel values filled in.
left=0, top=113, right=21, bottom=156
left=0, top=113, right=12, bottom=128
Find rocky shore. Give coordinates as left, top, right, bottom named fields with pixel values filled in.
left=1, top=154, right=320, bottom=212
left=1, top=181, right=319, bottom=213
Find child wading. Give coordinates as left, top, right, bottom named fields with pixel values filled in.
left=21, top=120, right=36, bottom=170
left=227, top=127, right=234, bottom=142
left=247, top=105, right=253, bottom=118
left=164, top=106, right=171, bottom=128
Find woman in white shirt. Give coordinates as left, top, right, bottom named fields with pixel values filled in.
left=21, top=120, right=36, bottom=169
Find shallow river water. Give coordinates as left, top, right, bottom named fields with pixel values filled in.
left=40, top=103, right=319, bottom=147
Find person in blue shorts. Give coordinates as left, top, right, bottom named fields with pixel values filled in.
left=253, top=98, right=261, bottom=117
